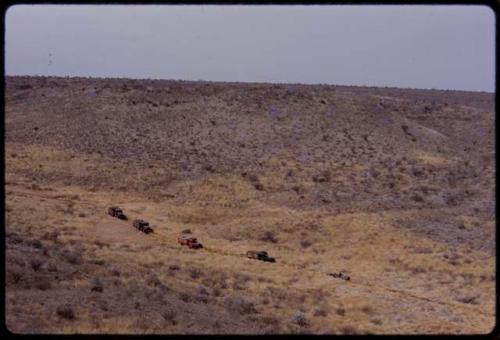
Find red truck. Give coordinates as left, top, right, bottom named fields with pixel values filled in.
left=178, top=235, right=203, bottom=249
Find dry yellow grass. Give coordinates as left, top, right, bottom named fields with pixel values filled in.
left=6, top=141, right=495, bottom=334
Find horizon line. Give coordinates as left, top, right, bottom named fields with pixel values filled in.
left=5, top=73, right=495, bottom=94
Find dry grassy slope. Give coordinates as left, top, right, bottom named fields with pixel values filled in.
left=5, top=76, right=495, bottom=334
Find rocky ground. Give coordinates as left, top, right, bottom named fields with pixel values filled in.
left=5, top=76, right=495, bottom=334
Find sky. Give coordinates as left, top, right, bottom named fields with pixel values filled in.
left=5, top=5, right=495, bottom=92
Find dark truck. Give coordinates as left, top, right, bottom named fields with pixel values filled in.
left=246, top=250, right=275, bottom=263
left=108, top=206, right=127, bottom=220
left=327, top=272, right=350, bottom=281
left=132, top=219, right=154, bottom=234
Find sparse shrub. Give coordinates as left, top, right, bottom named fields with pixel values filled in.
left=411, top=265, right=426, bottom=274
left=190, top=268, right=203, bottom=279
left=369, top=168, right=380, bottom=178
left=225, top=295, right=257, bottom=315
left=254, top=183, right=264, bottom=191
left=162, top=309, right=177, bottom=325
left=62, top=250, right=83, bottom=265
left=93, top=240, right=107, bottom=248
left=456, top=294, right=480, bottom=305
left=232, top=273, right=251, bottom=290
left=133, top=317, right=153, bottom=332
left=56, top=305, right=75, bottom=320
left=179, top=292, right=191, bottom=302
left=388, top=256, right=401, bottom=265
left=411, top=167, right=425, bottom=177
left=340, top=326, right=358, bottom=334
left=181, top=228, right=191, bottom=234
left=197, top=285, right=209, bottom=295
left=446, top=195, right=458, bottom=206
left=110, top=267, right=121, bottom=276
left=30, top=183, right=42, bottom=190
left=261, top=231, right=278, bottom=243
left=310, top=288, right=330, bottom=303
left=300, top=240, right=313, bottom=248
left=169, top=264, right=180, bottom=271
left=261, top=315, right=282, bottom=332
left=336, top=307, right=345, bottom=316
left=19, top=84, right=33, bottom=90
left=371, top=318, right=383, bottom=325
left=42, top=230, right=60, bottom=242
left=90, top=277, right=103, bottom=293
left=100, top=301, right=110, bottom=312
left=78, top=212, right=86, bottom=218
left=30, top=239, right=43, bottom=249
left=410, top=194, right=424, bottom=203
left=47, top=262, right=58, bottom=273
left=314, top=308, right=328, bottom=317
left=8, top=268, right=23, bottom=285
left=146, top=274, right=162, bottom=287
left=361, top=305, right=374, bottom=315
left=90, top=259, right=106, bottom=266
left=248, top=174, right=259, bottom=183
left=30, top=258, right=44, bottom=272
left=412, top=247, right=433, bottom=254
left=312, top=171, right=330, bottom=183
left=195, top=293, right=209, bottom=304
left=292, top=311, right=309, bottom=327
left=7, top=233, right=23, bottom=245
left=34, top=274, right=52, bottom=290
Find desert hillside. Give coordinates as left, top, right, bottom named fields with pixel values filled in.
left=5, top=76, right=495, bottom=334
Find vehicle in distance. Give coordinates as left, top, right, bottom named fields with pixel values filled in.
left=178, top=235, right=203, bottom=249
left=246, top=250, right=275, bottom=262
left=327, top=272, right=350, bottom=281
left=108, top=206, right=127, bottom=220
left=132, top=219, right=154, bottom=234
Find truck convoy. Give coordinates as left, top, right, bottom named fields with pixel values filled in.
left=108, top=207, right=278, bottom=265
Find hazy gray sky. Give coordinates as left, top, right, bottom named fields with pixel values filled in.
left=6, top=5, right=495, bottom=92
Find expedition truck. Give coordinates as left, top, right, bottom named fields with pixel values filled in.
left=108, top=206, right=127, bottom=220
left=133, top=219, right=154, bottom=234
left=178, top=235, right=203, bottom=249
left=246, top=250, right=275, bottom=262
